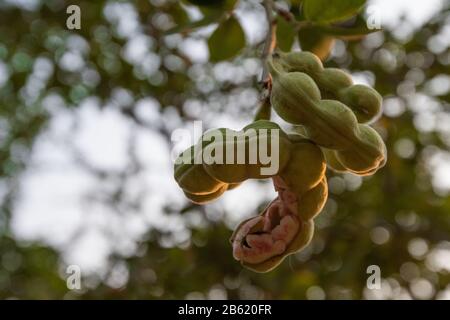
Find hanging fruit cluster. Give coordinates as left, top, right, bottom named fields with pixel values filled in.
left=174, top=51, right=386, bottom=272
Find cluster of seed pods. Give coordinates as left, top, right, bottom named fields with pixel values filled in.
left=175, top=121, right=327, bottom=272
left=174, top=51, right=386, bottom=272
left=271, top=51, right=387, bottom=176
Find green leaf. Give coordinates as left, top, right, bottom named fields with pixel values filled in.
left=318, top=15, right=381, bottom=40
left=298, top=26, right=334, bottom=61
left=165, top=11, right=223, bottom=35
left=167, top=0, right=239, bottom=35
left=303, top=0, right=366, bottom=23
left=208, top=15, right=245, bottom=62
left=276, top=16, right=296, bottom=51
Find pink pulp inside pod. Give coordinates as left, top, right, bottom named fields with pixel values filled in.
left=232, top=177, right=300, bottom=265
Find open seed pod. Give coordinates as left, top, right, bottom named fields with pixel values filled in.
left=230, top=197, right=315, bottom=273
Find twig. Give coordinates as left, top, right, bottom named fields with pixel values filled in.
left=273, top=3, right=295, bottom=22
left=273, top=2, right=310, bottom=31
left=260, top=0, right=276, bottom=88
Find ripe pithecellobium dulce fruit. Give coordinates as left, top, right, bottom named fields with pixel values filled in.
left=268, top=59, right=386, bottom=176
left=231, top=208, right=315, bottom=273
left=175, top=49, right=387, bottom=271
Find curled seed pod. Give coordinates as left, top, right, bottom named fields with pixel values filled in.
left=274, top=51, right=382, bottom=124
left=335, top=125, right=387, bottom=175
left=269, top=61, right=386, bottom=175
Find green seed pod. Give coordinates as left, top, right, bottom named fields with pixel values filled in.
left=203, top=120, right=292, bottom=183
left=243, top=119, right=282, bottom=131
left=174, top=146, right=225, bottom=195
left=335, top=125, right=387, bottom=175
left=278, top=140, right=326, bottom=195
left=269, top=61, right=386, bottom=175
left=183, top=185, right=228, bottom=204
left=275, top=51, right=324, bottom=74
left=339, top=85, right=382, bottom=124
left=302, top=100, right=359, bottom=150
left=226, top=183, right=241, bottom=191
left=273, top=139, right=327, bottom=221
left=273, top=51, right=382, bottom=124
left=269, top=66, right=357, bottom=150
left=296, top=177, right=328, bottom=221
left=320, top=68, right=353, bottom=92
left=322, top=148, right=349, bottom=173
left=269, top=70, right=322, bottom=124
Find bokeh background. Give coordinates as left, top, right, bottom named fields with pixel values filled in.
left=0, top=0, right=449, bottom=299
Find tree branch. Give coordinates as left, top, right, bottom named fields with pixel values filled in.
left=260, top=0, right=276, bottom=87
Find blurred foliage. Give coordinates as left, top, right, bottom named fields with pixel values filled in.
left=0, top=0, right=449, bottom=300
left=302, top=0, right=366, bottom=23
left=208, top=14, right=245, bottom=62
